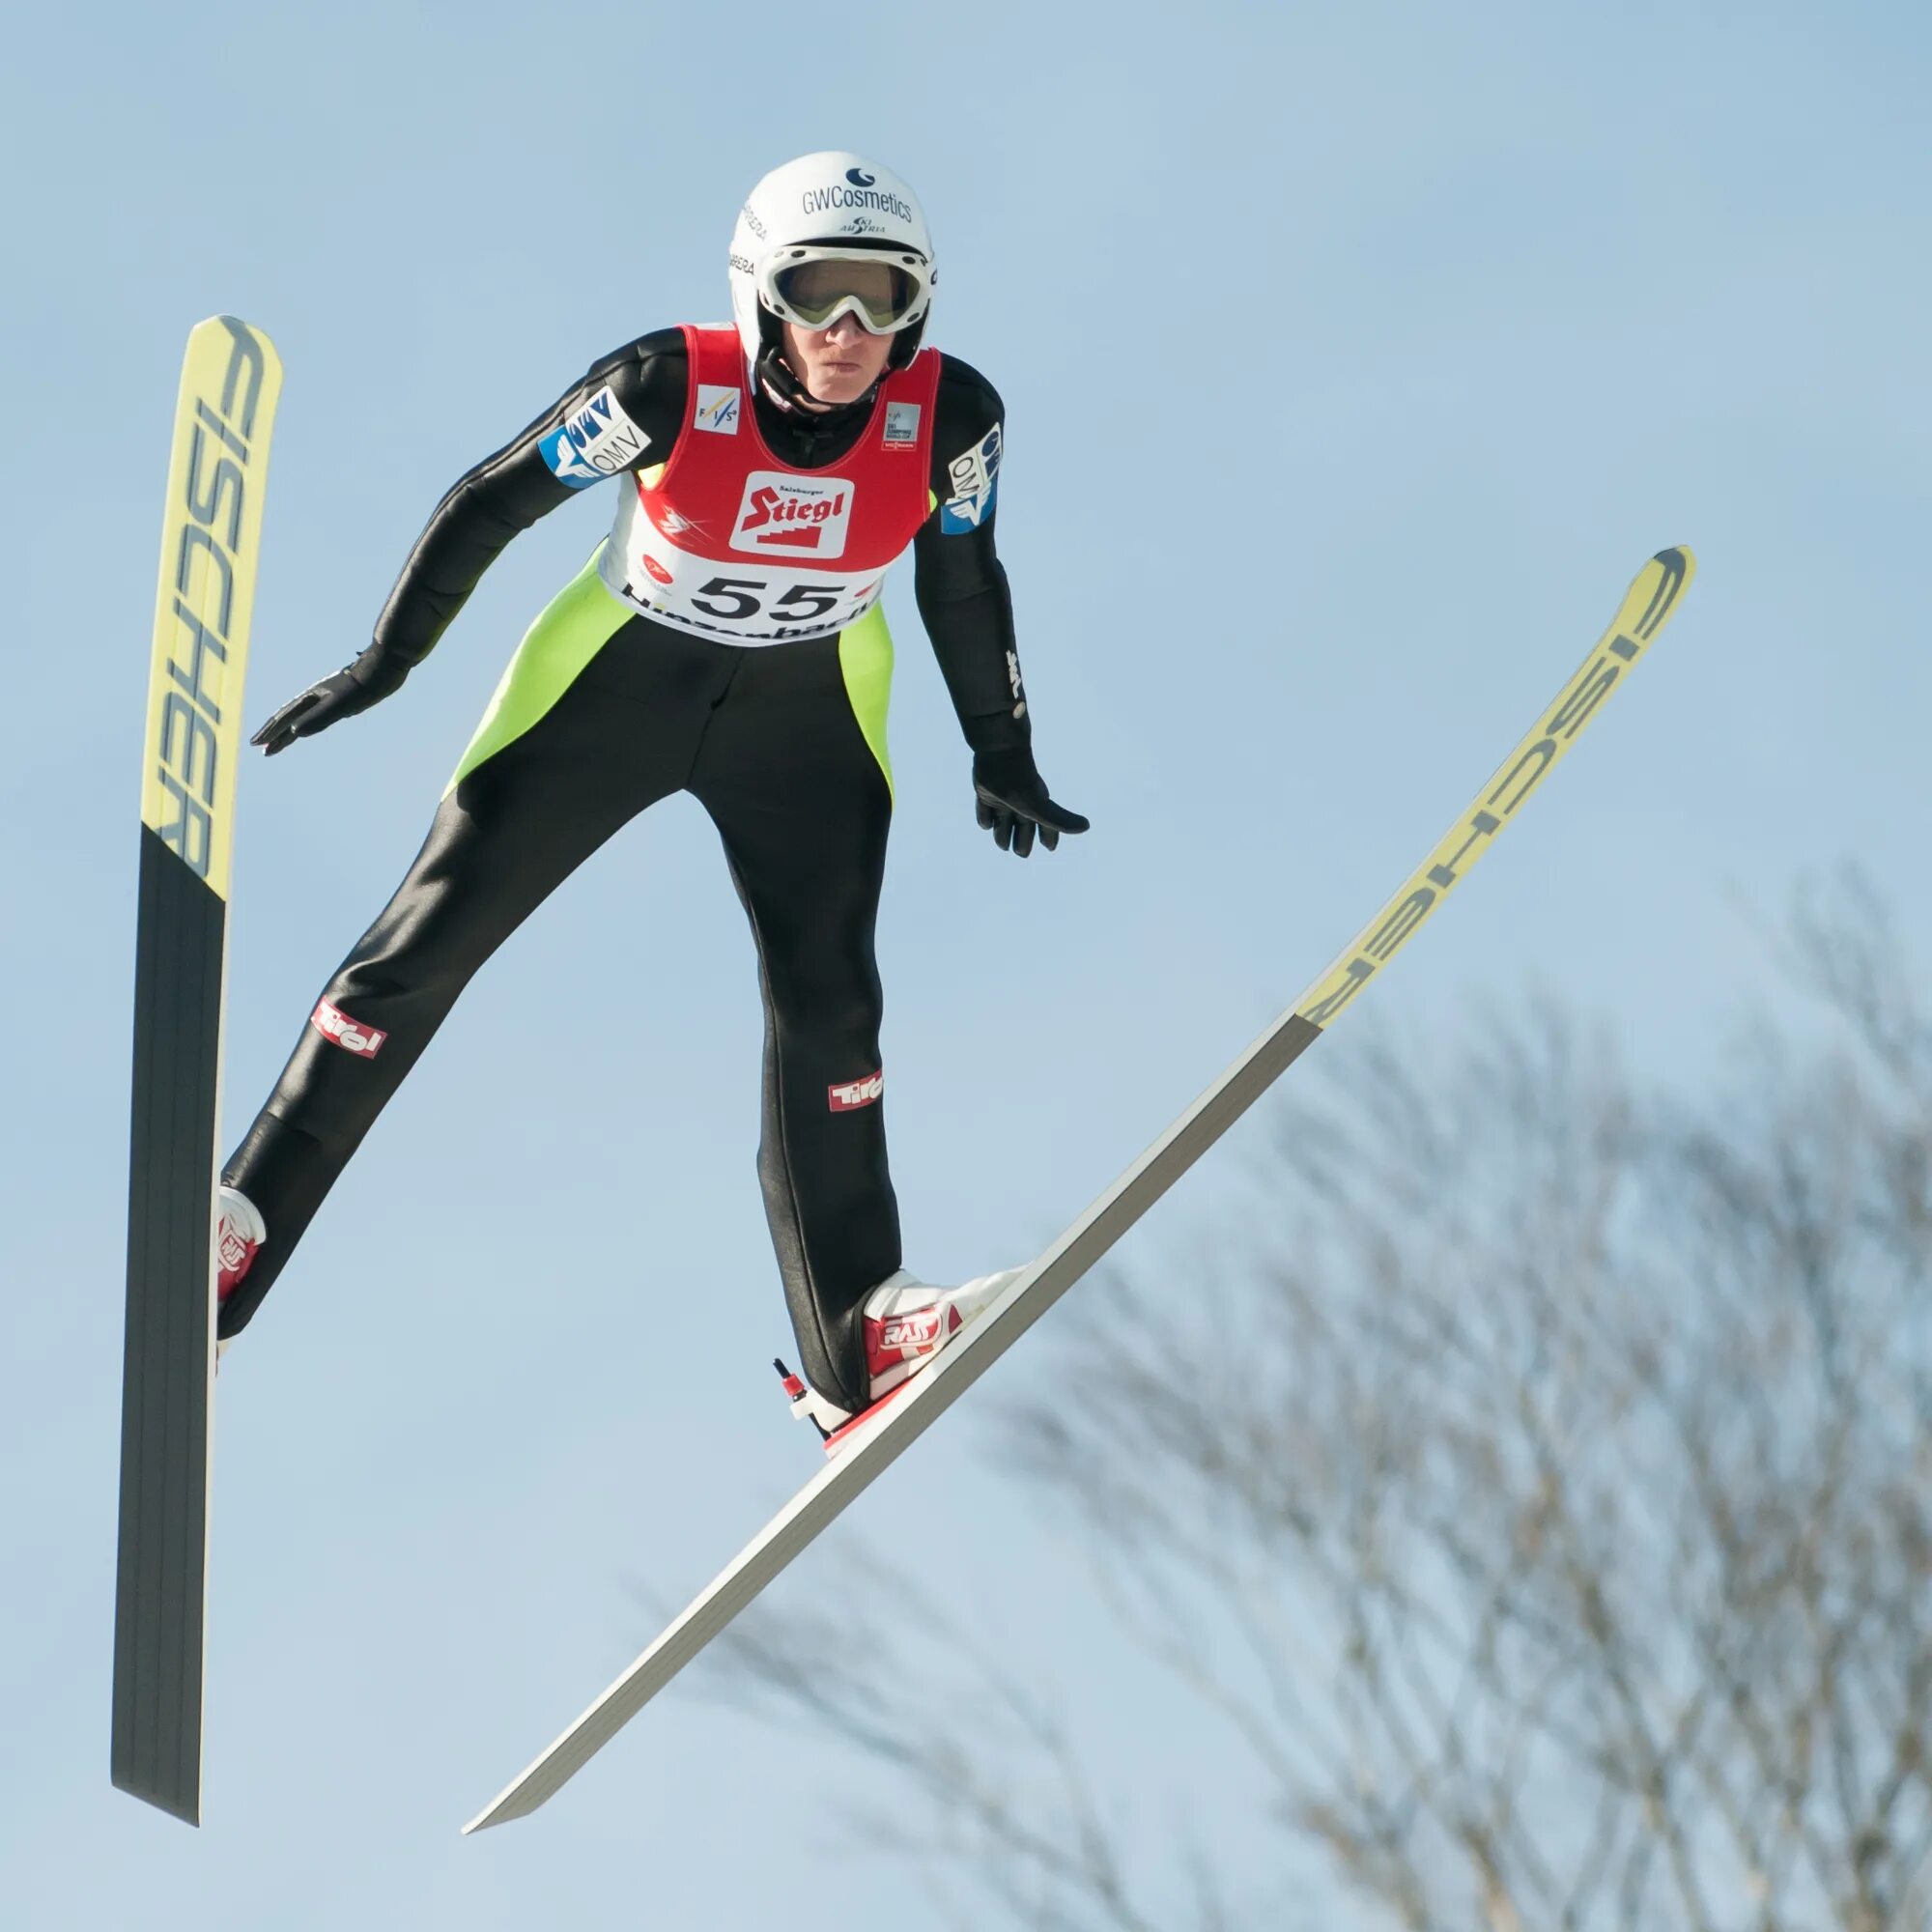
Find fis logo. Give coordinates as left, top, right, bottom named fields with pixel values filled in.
left=733, top=470, right=854, bottom=558
left=311, top=998, right=387, bottom=1058
left=540, top=386, right=649, bottom=488
left=828, top=1068, right=884, bottom=1112
left=883, top=402, right=922, bottom=448
left=695, top=385, right=741, bottom=434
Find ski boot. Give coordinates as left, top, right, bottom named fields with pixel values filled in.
left=776, top=1265, right=1023, bottom=1456
left=213, top=1185, right=266, bottom=1363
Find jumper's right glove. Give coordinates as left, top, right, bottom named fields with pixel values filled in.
left=972, top=746, right=1090, bottom=859
left=252, top=650, right=410, bottom=755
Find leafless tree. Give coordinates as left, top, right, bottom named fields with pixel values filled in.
left=703, top=877, right=1932, bottom=1931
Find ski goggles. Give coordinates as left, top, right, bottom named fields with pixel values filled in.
left=760, top=246, right=931, bottom=335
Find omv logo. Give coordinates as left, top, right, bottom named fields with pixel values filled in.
left=845, top=166, right=875, bottom=186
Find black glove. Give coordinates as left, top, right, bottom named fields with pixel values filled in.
left=251, top=651, right=409, bottom=755
left=972, top=746, right=1090, bottom=859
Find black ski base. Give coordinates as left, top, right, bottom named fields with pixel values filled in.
left=112, top=824, right=226, bottom=1824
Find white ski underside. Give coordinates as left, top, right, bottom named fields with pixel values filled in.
left=464, top=546, right=1695, bottom=1833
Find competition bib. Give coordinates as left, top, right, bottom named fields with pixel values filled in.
left=601, top=324, right=938, bottom=645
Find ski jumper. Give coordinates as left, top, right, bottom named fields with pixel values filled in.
left=219, top=327, right=1028, bottom=1415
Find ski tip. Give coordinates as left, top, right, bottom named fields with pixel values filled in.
left=203, top=313, right=283, bottom=358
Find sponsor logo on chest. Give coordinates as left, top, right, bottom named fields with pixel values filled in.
left=695, top=385, right=741, bottom=434
left=883, top=402, right=921, bottom=448
left=732, top=470, right=855, bottom=559
left=647, top=502, right=703, bottom=543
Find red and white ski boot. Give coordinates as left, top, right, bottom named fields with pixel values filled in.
left=216, top=1185, right=265, bottom=1302
left=776, top=1265, right=1024, bottom=1456
left=213, top=1186, right=265, bottom=1364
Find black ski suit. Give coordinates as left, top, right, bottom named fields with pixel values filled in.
left=218, top=327, right=1039, bottom=1414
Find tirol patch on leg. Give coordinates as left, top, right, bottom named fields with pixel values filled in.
left=311, top=997, right=387, bottom=1058
left=827, top=1067, right=883, bottom=1112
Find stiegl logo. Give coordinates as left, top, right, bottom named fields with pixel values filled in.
left=742, top=487, right=845, bottom=545
left=311, top=998, right=387, bottom=1059
left=828, top=1069, right=883, bottom=1111
left=154, top=318, right=270, bottom=879
left=732, top=470, right=854, bottom=558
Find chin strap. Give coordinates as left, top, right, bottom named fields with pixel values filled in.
left=753, top=343, right=881, bottom=420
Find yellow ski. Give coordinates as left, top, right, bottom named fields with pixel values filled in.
left=464, top=546, right=1695, bottom=1833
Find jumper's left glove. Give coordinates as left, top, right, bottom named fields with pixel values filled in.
left=972, top=747, right=1090, bottom=859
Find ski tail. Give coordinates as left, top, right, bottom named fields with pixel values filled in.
left=113, top=316, right=282, bottom=1825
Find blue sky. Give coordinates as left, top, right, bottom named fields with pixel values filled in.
left=3, top=1, right=1928, bottom=1924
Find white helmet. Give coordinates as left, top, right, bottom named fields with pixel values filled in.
left=729, top=153, right=935, bottom=379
